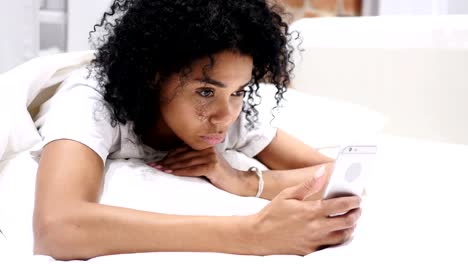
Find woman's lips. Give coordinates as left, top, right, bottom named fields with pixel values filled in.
left=200, top=135, right=225, bottom=145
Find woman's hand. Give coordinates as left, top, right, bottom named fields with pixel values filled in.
left=149, top=146, right=251, bottom=196
left=245, top=166, right=362, bottom=256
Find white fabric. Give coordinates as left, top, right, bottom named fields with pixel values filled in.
left=0, top=51, right=94, bottom=161
left=2, top=135, right=468, bottom=263
left=33, top=68, right=119, bottom=163
left=0, top=112, right=8, bottom=160
left=268, top=87, right=386, bottom=151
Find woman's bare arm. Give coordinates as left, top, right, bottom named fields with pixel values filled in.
left=256, top=129, right=333, bottom=170
left=156, top=129, right=335, bottom=201
left=33, top=140, right=253, bottom=260
left=35, top=140, right=361, bottom=259
left=246, top=129, right=335, bottom=200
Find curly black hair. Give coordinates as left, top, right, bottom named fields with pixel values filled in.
left=89, top=0, right=297, bottom=142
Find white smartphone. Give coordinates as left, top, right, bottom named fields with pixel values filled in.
left=322, top=145, right=377, bottom=200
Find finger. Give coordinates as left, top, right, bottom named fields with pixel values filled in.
left=303, top=163, right=334, bottom=201
left=170, top=164, right=211, bottom=177
left=164, top=156, right=213, bottom=170
left=321, top=208, right=361, bottom=232
left=282, top=165, right=327, bottom=200
left=321, top=196, right=361, bottom=217
left=164, top=145, right=192, bottom=159
left=161, top=150, right=205, bottom=166
left=162, top=147, right=215, bottom=166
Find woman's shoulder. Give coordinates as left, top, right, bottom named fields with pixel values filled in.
left=58, top=66, right=103, bottom=95
left=43, top=66, right=113, bottom=122
left=35, top=66, right=122, bottom=163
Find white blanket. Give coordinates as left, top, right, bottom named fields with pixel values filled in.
left=2, top=135, right=468, bottom=264
left=0, top=51, right=94, bottom=160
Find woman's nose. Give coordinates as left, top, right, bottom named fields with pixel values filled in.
left=209, top=100, right=235, bottom=126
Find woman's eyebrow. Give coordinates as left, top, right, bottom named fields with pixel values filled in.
left=195, top=77, right=226, bottom=88
left=195, top=77, right=251, bottom=89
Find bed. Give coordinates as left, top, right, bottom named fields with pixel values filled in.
left=1, top=16, right=468, bottom=264
left=2, top=133, right=467, bottom=263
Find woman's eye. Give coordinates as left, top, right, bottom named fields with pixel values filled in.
left=198, top=88, right=214, bottom=97
left=232, top=90, right=246, bottom=97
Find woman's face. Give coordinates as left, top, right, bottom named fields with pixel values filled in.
left=158, top=51, right=253, bottom=150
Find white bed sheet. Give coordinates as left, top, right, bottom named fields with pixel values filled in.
left=1, top=134, right=467, bottom=264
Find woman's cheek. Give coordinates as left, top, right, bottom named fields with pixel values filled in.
left=195, top=98, right=210, bottom=121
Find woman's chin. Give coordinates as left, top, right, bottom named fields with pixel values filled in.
left=188, top=140, right=215, bottom=150
left=192, top=144, right=212, bottom=151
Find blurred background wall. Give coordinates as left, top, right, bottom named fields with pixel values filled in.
left=2, top=0, right=468, bottom=73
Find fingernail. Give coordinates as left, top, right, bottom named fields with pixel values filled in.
left=155, top=165, right=163, bottom=169
left=315, top=165, right=326, bottom=179
left=164, top=169, right=172, bottom=173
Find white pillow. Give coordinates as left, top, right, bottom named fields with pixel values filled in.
left=256, top=84, right=387, bottom=153
left=0, top=98, right=10, bottom=161
left=0, top=129, right=6, bottom=161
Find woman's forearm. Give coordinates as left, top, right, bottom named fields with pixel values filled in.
left=241, top=164, right=332, bottom=200
left=34, top=202, right=255, bottom=260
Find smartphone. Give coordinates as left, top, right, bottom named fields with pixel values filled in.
left=322, top=145, right=377, bottom=200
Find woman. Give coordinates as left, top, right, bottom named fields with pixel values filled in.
left=33, top=0, right=361, bottom=260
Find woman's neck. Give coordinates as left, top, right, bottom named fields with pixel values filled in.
left=142, top=117, right=184, bottom=151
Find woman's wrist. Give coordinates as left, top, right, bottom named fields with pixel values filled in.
left=235, top=168, right=283, bottom=200
left=233, top=213, right=264, bottom=255
left=235, top=169, right=259, bottom=197
left=239, top=164, right=333, bottom=200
